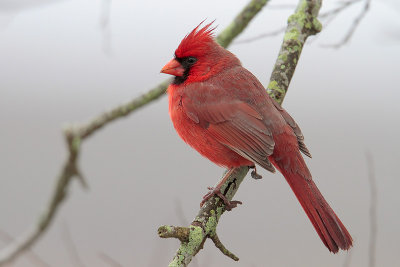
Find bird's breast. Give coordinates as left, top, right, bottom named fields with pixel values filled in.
left=167, top=85, right=251, bottom=168
left=168, top=86, right=204, bottom=146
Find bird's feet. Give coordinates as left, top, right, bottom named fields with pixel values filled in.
left=249, top=166, right=263, bottom=180
left=200, top=187, right=242, bottom=211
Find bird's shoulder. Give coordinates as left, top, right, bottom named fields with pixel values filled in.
left=182, top=66, right=266, bottom=104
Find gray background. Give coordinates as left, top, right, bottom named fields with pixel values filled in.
left=1, top=0, right=399, bottom=266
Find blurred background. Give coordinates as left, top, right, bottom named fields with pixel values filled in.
left=0, top=0, right=399, bottom=266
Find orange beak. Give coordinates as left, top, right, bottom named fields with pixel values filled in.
left=161, top=58, right=185, bottom=77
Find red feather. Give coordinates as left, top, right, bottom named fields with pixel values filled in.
left=175, top=21, right=216, bottom=59
left=162, top=23, right=353, bottom=253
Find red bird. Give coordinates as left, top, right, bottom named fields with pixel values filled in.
left=161, top=23, right=352, bottom=253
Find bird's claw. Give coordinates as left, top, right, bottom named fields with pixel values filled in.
left=251, top=170, right=263, bottom=179
left=200, top=187, right=242, bottom=211
left=250, top=166, right=263, bottom=180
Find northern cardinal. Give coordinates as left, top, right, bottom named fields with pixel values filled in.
left=161, top=22, right=352, bottom=253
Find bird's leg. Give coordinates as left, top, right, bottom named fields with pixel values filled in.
left=200, top=168, right=242, bottom=211
left=249, top=165, right=263, bottom=180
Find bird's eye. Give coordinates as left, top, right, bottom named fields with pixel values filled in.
left=186, top=57, right=197, bottom=64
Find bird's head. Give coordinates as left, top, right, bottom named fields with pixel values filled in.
left=161, top=22, right=240, bottom=85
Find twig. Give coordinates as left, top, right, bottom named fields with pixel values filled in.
left=0, top=0, right=269, bottom=265
left=0, top=129, right=83, bottom=266
left=319, top=0, right=363, bottom=20
left=366, top=152, right=377, bottom=267
left=0, top=230, right=51, bottom=267
left=317, top=0, right=363, bottom=33
left=235, top=26, right=286, bottom=44
left=321, top=0, right=371, bottom=48
left=236, top=0, right=365, bottom=45
left=215, top=0, right=271, bottom=48
left=266, top=4, right=296, bottom=10
left=158, top=226, right=190, bottom=242
left=210, top=233, right=239, bottom=261
left=62, top=222, right=85, bottom=267
left=160, top=0, right=323, bottom=266
left=159, top=168, right=249, bottom=266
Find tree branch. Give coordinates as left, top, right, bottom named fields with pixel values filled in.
left=159, top=0, right=323, bottom=266
left=0, top=0, right=270, bottom=265
left=235, top=0, right=367, bottom=47
left=321, top=0, right=371, bottom=48
left=0, top=230, right=50, bottom=267
left=62, top=222, right=86, bottom=267
left=215, top=0, right=270, bottom=48
left=267, top=0, right=322, bottom=104
left=235, top=26, right=287, bottom=44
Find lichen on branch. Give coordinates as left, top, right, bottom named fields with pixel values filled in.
left=0, top=0, right=272, bottom=266
left=162, top=0, right=323, bottom=266
left=160, top=167, right=248, bottom=267
left=267, top=0, right=322, bottom=104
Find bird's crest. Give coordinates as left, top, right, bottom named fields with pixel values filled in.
left=175, top=21, right=216, bottom=58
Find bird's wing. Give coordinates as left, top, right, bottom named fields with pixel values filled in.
left=271, top=100, right=312, bottom=158
left=183, top=96, right=276, bottom=173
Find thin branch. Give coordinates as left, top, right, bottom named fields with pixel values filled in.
left=159, top=167, right=249, bottom=266
left=321, top=0, right=371, bottom=48
left=266, top=4, right=296, bottom=9
left=161, top=0, right=323, bottom=266
left=235, top=0, right=365, bottom=45
left=317, top=0, right=363, bottom=34
left=0, top=129, right=82, bottom=266
left=210, top=233, right=239, bottom=261
left=158, top=226, right=190, bottom=242
left=0, top=0, right=270, bottom=265
left=366, top=152, right=377, bottom=267
left=0, top=230, right=51, bottom=267
left=215, top=0, right=271, bottom=48
left=235, top=26, right=286, bottom=44
left=61, top=222, right=85, bottom=267
left=319, top=0, right=363, bottom=20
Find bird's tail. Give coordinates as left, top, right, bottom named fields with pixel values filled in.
left=272, top=155, right=353, bottom=253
